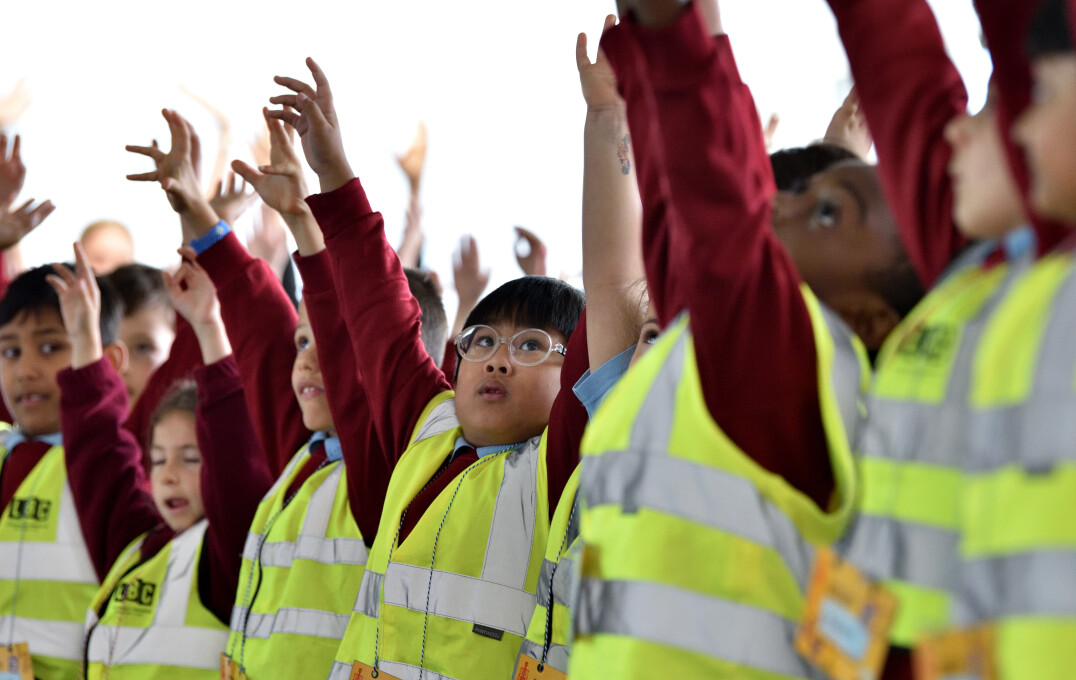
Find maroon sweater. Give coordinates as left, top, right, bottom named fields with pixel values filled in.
left=308, top=179, right=590, bottom=543
left=197, top=232, right=311, bottom=473
left=58, top=355, right=272, bottom=622
left=600, top=8, right=835, bottom=509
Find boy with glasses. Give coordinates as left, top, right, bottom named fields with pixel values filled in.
left=262, top=57, right=594, bottom=680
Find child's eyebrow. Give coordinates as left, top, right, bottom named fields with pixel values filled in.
left=0, top=334, right=16, bottom=343
left=32, top=327, right=67, bottom=337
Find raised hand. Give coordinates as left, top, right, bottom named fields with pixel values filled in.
left=248, top=210, right=291, bottom=277
left=45, top=243, right=102, bottom=369
left=397, top=122, right=427, bottom=195
left=180, top=84, right=233, bottom=192
left=396, top=195, right=423, bottom=269
left=514, top=226, right=548, bottom=276
left=164, top=247, right=231, bottom=364
left=0, top=79, right=31, bottom=131
left=209, top=171, right=257, bottom=227
left=452, top=234, right=491, bottom=337
left=823, top=87, right=872, bottom=158
left=0, top=198, right=54, bottom=250
left=762, top=114, right=780, bottom=151
left=577, top=16, right=622, bottom=111
left=0, top=135, right=25, bottom=210
left=126, top=109, right=220, bottom=234
left=232, top=109, right=311, bottom=219
left=266, top=57, right=354, bottom=193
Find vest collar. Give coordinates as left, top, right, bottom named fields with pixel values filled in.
left=6, top=429, right=63, bottom=450
left=308, top=431, right=343, bottom=462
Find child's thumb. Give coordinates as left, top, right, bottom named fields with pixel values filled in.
left=297, top=93, right=330, bottom=131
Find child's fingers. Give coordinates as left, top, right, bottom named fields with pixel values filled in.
left=273, top=75, right=316, bottom=99
left=49, top=261, right=77, bottom=287
left=306, top=58, right=333, bottom=101
left=11, top=198, right=33, bottom=214
left=576, top=33, right=591, bottom=72
left=72, top=242, right=94, bottom=283
left=265, top=108, right=301, bottom=128
left=177, top=246, right=201, bottom=267
left=269, top=94, right=300, bottom=108
left=11, top=134, right=21, bottom=161
left=602, top=13, right=617, bottom=33
left=126, top=171, right=159, bottom=182
left=29, top=201, right=55, bottom=227
left=297, top=93, right=329, bottom=131
left=125, top=144, right=165, bottom=160
left=163, top=109, right=191, bottom=156
left=230, top=159, right=263, bottom=185
left=45, top=274, right=69, bottom=296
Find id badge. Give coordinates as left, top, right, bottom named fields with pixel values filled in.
left=514, top=653, right=567, bottom=680
left=795, top=548, right=897, bottom=680
left=220, top=654, right=247, bottom=680
left=0, top=643, right=33, bottom=680
left=350, top=661, right=402, bottom=680
left=915, top=625, right=996, bottom=680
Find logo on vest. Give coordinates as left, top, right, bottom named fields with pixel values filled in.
left=114, top=577, right=158, bottom=608
left=472, top=623, right=504, bottom=641
left=896, top=324, right=957, bottom=362
left=8, top=496, right=51, bottom=522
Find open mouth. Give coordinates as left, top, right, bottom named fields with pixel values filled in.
left=163, top=498, right=189, bottom=511
left=16, top=393, right=47, bottom=406
left=478, top=382, right=509, bottom=401
left=297, top=382, right=325, bottom=400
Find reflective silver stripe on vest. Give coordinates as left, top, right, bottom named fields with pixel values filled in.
left=382, top=562, right=536, bottom=638
left=819, top=303, right=865, bottom=448
left=574, top=578, right=815, bottom=679
left=839, top=514, right=959, bottom=593
left=377, top=658, right=461, bottom=680
left=327, top=660, right=352, bottom=680
left=242, top=463, right=368, bottom=569
left=582, top=448, right=816, bottom=592
left=536, top=557, right=575, bottom=609
left=354, top=569, right=382, bottom=619
left=230, top=606, right=350, bottom=640
left=86, top=521, right=227, bottom=670
left=411, top=397, right=460, bottom=445
left=0, top=617, right=84, bottom=660
left=518, top=638, right=570, bottom=674
left=956, top=551, right=1076, bottom=624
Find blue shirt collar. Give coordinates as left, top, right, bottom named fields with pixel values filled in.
left=308, top=431, right=343, bottom=462
left=452, top=436, right=525, bottom=460
left=6, top=429, right=63, bottom=450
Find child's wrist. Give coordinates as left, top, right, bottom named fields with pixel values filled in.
left=183, top=200, right=223, bottom=238
left=70, top=332, right=104, bottom=370
left=317, top=163, right=356, bottom=194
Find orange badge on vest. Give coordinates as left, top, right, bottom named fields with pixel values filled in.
left=0, top=643, right=32, bottom=680
left=915, top=625, right=997, bottom=680
left=350, top=661, right=402, bottom=680
left=514, top=653, right=567, bottom=680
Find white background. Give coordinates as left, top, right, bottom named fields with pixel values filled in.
left=0, top=0, right=990, bottom=318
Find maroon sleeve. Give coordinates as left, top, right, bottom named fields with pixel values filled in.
left=603, top=8, right=833, bottom=508
left=825, top=0, right=969, bottom=287
left=599, top=29, right=685, bottom=327
left=543, top=309, right=589, bottom=518
left=293, top=250, right=388, bottom=543
left=59, top=358, right=164, bottom=581
left=195, top=356, right=275, bottom=622
left=124, top=316, right=202, bottom=455
left=440, top=339, right=457, bottom=383
left=308, top=180, right=451, bottom=465
left=197, top=232, right=310, bottom=474
left=975, top=0, right=1072, bottom=253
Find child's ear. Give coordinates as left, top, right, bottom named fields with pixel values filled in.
left=103, top=340, right=129, bottom=376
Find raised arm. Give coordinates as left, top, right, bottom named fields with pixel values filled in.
left=825, top=0, right=968, bottom=286
left=126, top=109, right=309, bottom=473
left=267, top=58, right=450, bottom=463
left=579, top=16, right=646, bottom=371
left=234, top=110, right=389, bottom=541
left=165, top=255, right=275, bottom=622
left=54, top=244, right=160, bottom=580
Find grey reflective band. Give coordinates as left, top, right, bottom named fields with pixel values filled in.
left=246, top=535, right=368, bottom=569
left=481, top=435, right=542, bottom=586
left=574, top=578, right=813, bottom=679
left=518, top=638, right=570, bottom=674
left=411, top=398, right=460, bottom=445
left=382, top=561, right=536, bottom=638
left=0, top=618, right=84, bottom=660
left=327, top=660, right=352, bottom=680
left=536, top=557, right=575, bottom=609
left=859, top=398, right=970, bottom=470
left=838, top=514, right=960, bottom=592
left=232, top=606, right=350, bottom=640
left=86, top=624, right=226, bottom=670
left=355, top=568, right=382, bottom=618
left=377, top=658, right=462, bottom=680
left=582, top=449, right=815, bottom=591
left=957, top=550, right=1076, bottom=624
left=819, top=303, right=865, bottom=446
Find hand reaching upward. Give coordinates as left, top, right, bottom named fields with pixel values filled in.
left=0, top=135, right=25, bottom=210
left=577, top=16, right=622, bottom=112
left=267, top=58, right=354, bottom=193
left=209, top=171, right=257, bottom=228
left=46, top=243, right=102, bottom=369
left=0, top=198, right=54, bottom=250
left=164, top=247, right=231, bottom=364
left=397, top=123, right=427, bottom=195
left=514, top=227, right=548, bottom=276
left=823, top=87, right=873, bottom=159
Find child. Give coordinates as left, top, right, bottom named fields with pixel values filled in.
left=567, top=1, right=882, bottom=677
left=52, top=244, right=273, bottom=678
left=105, top=263, right=177, bottom=409
left=0, top=262, right=123, bottom=679
left=263, top=58, right=593, bottom=680
left=80, top=220, right=135, bottom=275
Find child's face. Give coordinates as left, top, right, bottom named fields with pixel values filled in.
left=944, top=86, right=1027, bottom=238
left=150, top=411, right=204, bottom=533
left=454, top=320, right=566, bottom=447
left=82, top=227, right=134, bottom=275
left=629, top=301, right=660, bottom=368
left=120, top=304, right=175, bottom=408
left=292, top=302, right=334, bottom=434
left=0, top=309, right=72, bottom=437
left=1015, top=55, right=1076, bottom=221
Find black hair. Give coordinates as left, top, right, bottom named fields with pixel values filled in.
left=770, top=144, right=859, bottom=193
left=463, top=276, right=585, bottom=344
left=404, top=267, right=449, bottom=367
left=0, top=264, right=122, bottom=345
left=106, top=263, right=173, bottom=320
left=148, top=380, right=198, bottom=447
left=1027, top=0, right=1073, bottom=58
